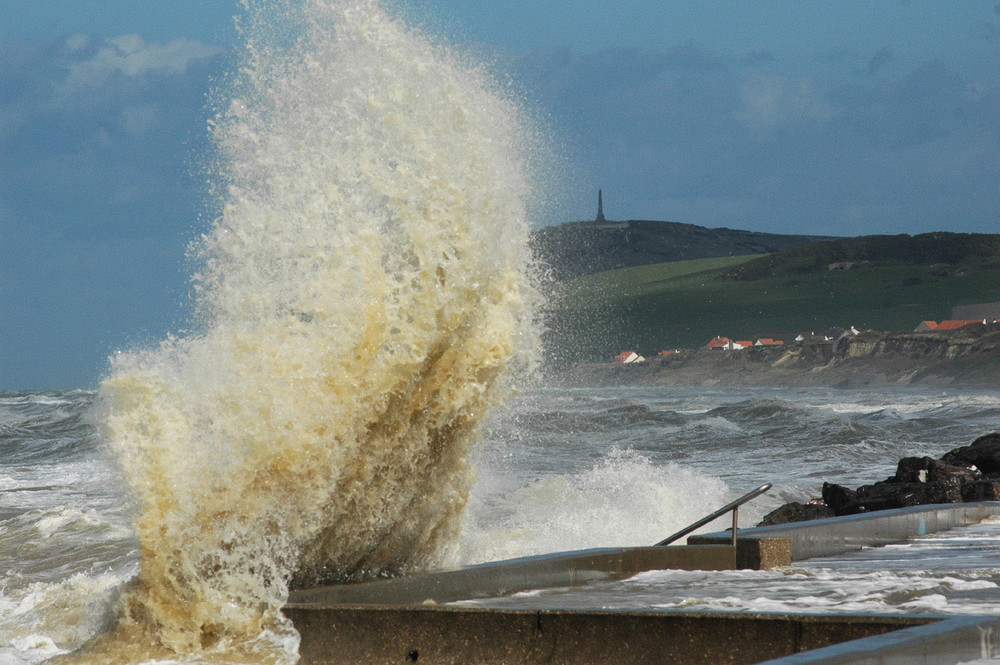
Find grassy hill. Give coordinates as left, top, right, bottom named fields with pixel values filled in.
left=721, top=232, right=1000, bottom=281
left=531, top=219, right=835, bottom=281
left=543, top=233, right=1000, bottom=364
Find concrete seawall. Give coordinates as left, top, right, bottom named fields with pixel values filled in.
left=288, top=543, right=787, bottom=607
left=689, top=501, right=1000, bottom=559
left=286, top=502, right=1000, bottom=664
left=286, top=607, right=928, bottom=665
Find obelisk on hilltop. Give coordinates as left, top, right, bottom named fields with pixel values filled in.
left=595, top=189, right=607, bottom=223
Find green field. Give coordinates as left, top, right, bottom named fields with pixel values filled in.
left=543, top=254, right=1000, bottom=363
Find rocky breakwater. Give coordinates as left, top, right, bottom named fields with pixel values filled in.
left=760, top=433, right=1000, bottom=526
left=553, top=322, right=1000, bottom=388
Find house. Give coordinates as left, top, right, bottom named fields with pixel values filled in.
left=754, top=338, right=783, bottom=347
left=752, top=331, right=799, bottom=345
left=613, top=351, right=645, bottom=364
left=797, top=330, right=840, bottom=342
left=914, top=321, right=938, bottom=332
left=657, top=349, right=679, bottom=357
left=732, top=340, right=753, bottom=350
left=934, top=319, right=986, bottom=331
left=706, top=336, right=731, bottom=350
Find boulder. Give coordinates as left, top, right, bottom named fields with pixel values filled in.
left=824, top=476, right=966, bottom=516
left=856, top=478, right=964, bottom=510
left=822, top=482, right=859, bottom=515
left=757, top=434, right=1000, bottom=527
left=757, top=501, right=836, bottom=526
left=942, top=433, right=1000, bottom=474
left=893, top=456, right=981, bottom=484
left=961, top=479, right=1000, bottom=502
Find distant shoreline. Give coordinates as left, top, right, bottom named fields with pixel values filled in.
left=548, top=325, right=1000, bottom=389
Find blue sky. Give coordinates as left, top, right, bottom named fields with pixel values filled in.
left=2, top=1, right=999, bottom=389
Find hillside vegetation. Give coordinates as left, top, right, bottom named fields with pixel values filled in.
left=722, top=232, right=1000, bottom=280
left=531, top=219, right=834, bottom=281
left=544, top=233, right=1000, bottom=364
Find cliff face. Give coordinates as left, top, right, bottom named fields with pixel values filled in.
left=552, top=324, right=1000, bottom=388
left=839, top=328, right=999, bottom=362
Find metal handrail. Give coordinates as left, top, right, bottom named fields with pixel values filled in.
left=653, top=483, right=772, bottom=547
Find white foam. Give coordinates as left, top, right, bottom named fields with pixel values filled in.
left=460, top=449, right=730, bottom=563
left=0, top=572, right=129, bottom=663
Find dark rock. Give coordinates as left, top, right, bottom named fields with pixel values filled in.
left=822, top=482, right=859, bottom=515
left=942, top=433, right=1000, bottom=474
left=771, top=434, right=1000, bottom=526
left=893, top=456, right=981, bottom=484
left=962, top=479, right=1000, bottom=502
left=833, top=478, right=965, bottom=515
left=757, top=501, right=836, bottom=526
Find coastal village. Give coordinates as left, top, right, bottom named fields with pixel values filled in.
left=548, top=194, right=1000, bottom=368
left=612, top=317, right=999, bottom=364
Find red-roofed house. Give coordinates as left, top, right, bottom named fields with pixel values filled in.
left=613, top=351, right=645, bottom=363
left=706, top=336, right=731, bottom=350
left=914, top=321, right=938, bottom=332
left=934, top=319, right=986, bottom=331
left=754, top=338, right=783, bottom=347
left=733, top=340, right=753, bottom=350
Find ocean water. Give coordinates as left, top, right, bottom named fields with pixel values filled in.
left=6, top=1, right=1000, bottom=663
left=3, top=386, right=1000, bottom=662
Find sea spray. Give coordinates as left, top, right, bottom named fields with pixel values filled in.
left=460, top=448, right=732, bottom=564
left=96, top=0, right=540, bottom=658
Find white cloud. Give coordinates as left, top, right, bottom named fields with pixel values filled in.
left=736, top=73, right=835, bottom=133
left=61, top=34, right=221, bottom=92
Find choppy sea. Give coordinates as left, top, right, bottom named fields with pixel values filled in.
left=3, top=385, right=1000, bottom=662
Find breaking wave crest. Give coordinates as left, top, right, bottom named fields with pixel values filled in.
left=92, top=0, right=540, bottom=659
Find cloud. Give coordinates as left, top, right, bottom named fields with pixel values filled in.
left=1, top=33, right=224, bottom=386
left=516, top=44, right=999, bottom=237
left=0, top=34, right=224, bottom=235
left=60, top=34, right=221, bottom=93
left=867, top=47, right=893, bottom=74
left=736, top=73, right=835, bottom=132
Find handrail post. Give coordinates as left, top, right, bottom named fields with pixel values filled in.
left=654, top=483, right=771, bottom=548
left=732, top=506, right=739, bottom=566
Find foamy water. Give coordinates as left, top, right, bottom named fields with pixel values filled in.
left=75, top=0, right=539, bottom=660
left=458, top=517, right=1000, bottom=618
left=3, top=387, right=1000, bottom=662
